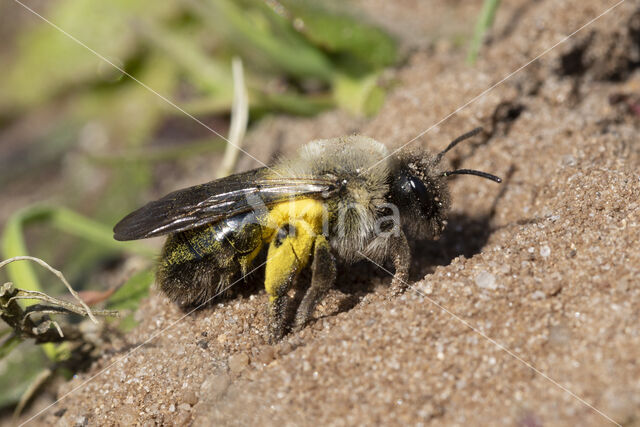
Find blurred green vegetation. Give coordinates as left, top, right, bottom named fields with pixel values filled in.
left=467, top=0, right=502, bottom=64
left=0, top=0, right=399, bottom=414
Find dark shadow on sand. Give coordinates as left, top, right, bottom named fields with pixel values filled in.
left=330, top=165, right=515, bottom=317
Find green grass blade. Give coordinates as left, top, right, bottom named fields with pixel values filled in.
left=467, top=0, right=502, bottom=64
left=107, top=269, right=155, bottom=311
left=48, top=207, right=155, bottom=257
left=2, top=205, right=155, bottom=269
left=193, top=0, right=334, bottom=81
left=2, top=212, right=41, bottom=293
left=137, top=20, right=234, bottom=97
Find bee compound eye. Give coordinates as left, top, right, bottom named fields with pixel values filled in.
left=408, top=176, right=434, bottom=217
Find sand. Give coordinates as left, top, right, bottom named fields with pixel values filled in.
left=17, top=0, right=640, bottom=425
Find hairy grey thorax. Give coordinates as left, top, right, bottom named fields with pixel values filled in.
left=272, top=135, right=393, bottom=263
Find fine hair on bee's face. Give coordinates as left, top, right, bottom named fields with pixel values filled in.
left=113, top=127, right=500, bottom=341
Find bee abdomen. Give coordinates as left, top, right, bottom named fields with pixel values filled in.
left=157, top=215, right=265, bottom=308
left=157, top=254, right=237, bottom=307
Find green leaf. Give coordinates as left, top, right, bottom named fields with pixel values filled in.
left=0, top=334, right=21, bottom=360
left=0, top=343, right=49, bottom=409
left=333, top=72, right=386, bottom=116
left=277, top=0, right=397, bottom=73
left=253, top=91, right=334, bottom=116
left=137, top=21, right=233, bottom=97
left=107, top=269, right=154, bottom=332
left=107, top=269, right=154, bottom=311
left=2, top=0, right=179, bottom=110
left=192, top=0, right=334, bottom=81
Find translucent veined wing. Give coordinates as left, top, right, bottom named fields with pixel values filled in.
left=113, top=167, right=338, bottom=240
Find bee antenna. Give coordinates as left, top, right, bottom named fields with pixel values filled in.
left=435, top=127, right=483, bottom=164
left=442, top=169, right=502, bottom=183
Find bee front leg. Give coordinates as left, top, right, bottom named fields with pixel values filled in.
left=389, top=231, right=410, bottom=294
left=294, top=236, right=336, bottom=332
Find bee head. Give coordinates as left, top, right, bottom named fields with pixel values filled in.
left=390, top=127, right=501, bottom=239
left=390, top=153, right=450, bottom=239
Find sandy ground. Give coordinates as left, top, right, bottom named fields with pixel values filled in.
left=15, top=0, right=640, bottom=425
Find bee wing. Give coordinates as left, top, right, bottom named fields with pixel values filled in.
left=113, top=167, right=338, bottom=241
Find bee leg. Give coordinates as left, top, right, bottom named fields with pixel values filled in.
left=264, top=221, right=315, bottom=342
left=267, top=279, right=295, bottom=343
left=265, top=248, right=296, bottom=341
left=294, top=236, right=336, bottom=331
left=389, top=231, right=411, bottom=294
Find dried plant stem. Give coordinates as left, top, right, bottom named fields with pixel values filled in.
left=217, top=57, right=249, bottom=178
left=0, top=256, right=97, bottom=323
left=11, top=295, right=119, bottom=318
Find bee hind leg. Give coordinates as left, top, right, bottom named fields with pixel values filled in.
left=294, top=236, right=336, bottom=332
left=267, top=280, right=295, bottom=343
left=264, top=221, right=316, bottom=342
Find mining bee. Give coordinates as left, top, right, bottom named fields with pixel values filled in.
left=114, top=128, right=500, bottom=341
